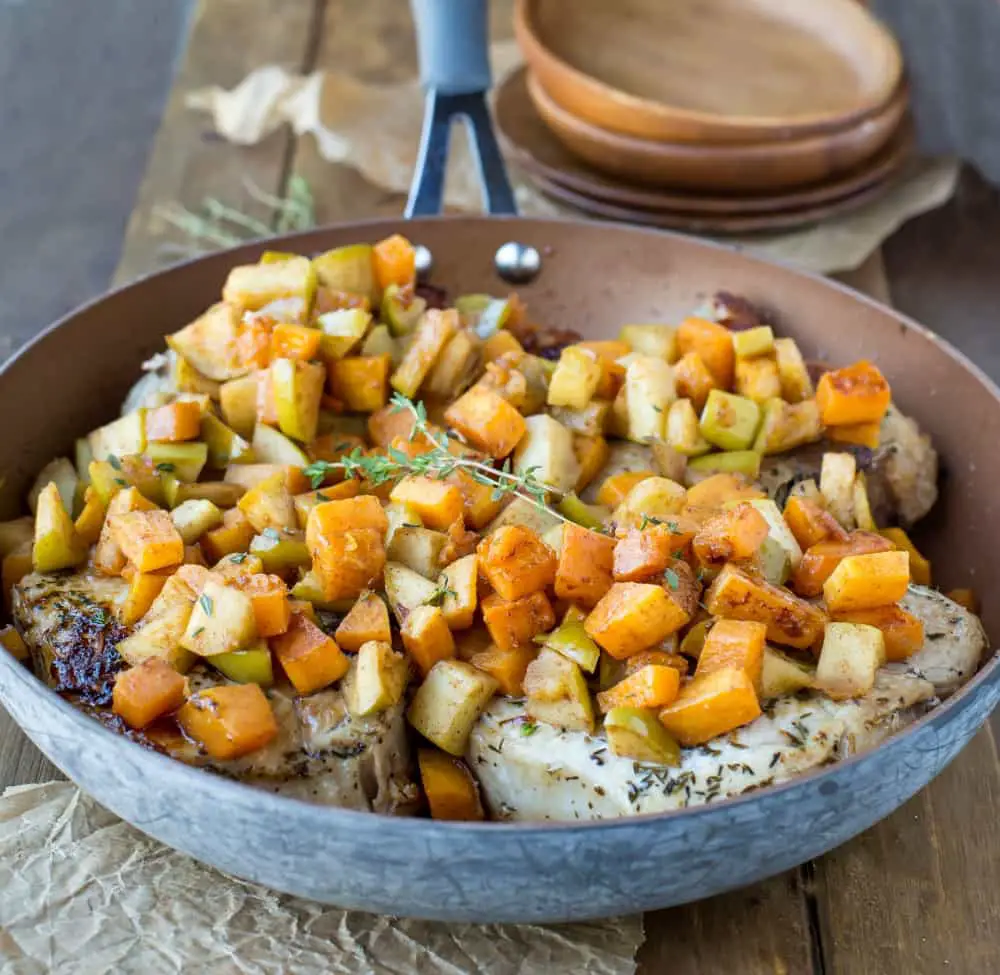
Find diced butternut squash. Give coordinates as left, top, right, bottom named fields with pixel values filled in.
left=270, top=322, right=321, bottom=361
left=596, top=470, right=655, bottom=509
left=815, top=622, right=886, bottom=699
left=407, top=659, right=498, bottom=755
left=309, top=526, right=386, bottom=601
left=112, top=659, right=187, bottom=730
left=553, top=524, right=616, bottom=608
left=791, top=531, right=895, bottom=597
left=783, top=495, right=847, bottom=550
left=469, top=645, right=536, bottom=696
left=145, top=401, right=203, bottom=443
left=73, top=488, right=106, bottom=545
left=692, top=502, right=769, bottom=567
left=705, top=564, right=827, bottom=650
left=200, top=508, right=256, bottom=562
left=827, top=421, right=881, bottom=450
left=438, top=553, right=479, bottom=629
left=831, top=604, right=924, bottom=661
left=773, top=338, right=813, bottom=402
left=879, top=527, right=931, bottom=586
left=684, top=473, right=765, bottom=515
left=336, top=591, right=392, bottom=651
left=241, top=573, right=291, bottom=637
left=402, top=604, right=456, bottom=676
left=329, top=355, right=391, bottom=413
left=596, top=664, right=681, bottom=713
left=110, top=509, right=184, bottom=573
left=481, top=590, right=556, bottom=652
left=573, top=433, right=610, bottom=493
left=624, top=649, right=690, bottom=676
left=822, top=550, right=910, bottom=612
left=177, top=683, right=279, bottom=760
left=418, top=749, right=484, bottom=821
left=373, top=233, right=416, bottom=290
left=816, top=360, right=891, bottom=426
left=613, top=524, right=693, bottom=583
left=585, top=580, right=695, bottom=658
left=477, top=524, right=557, bottom=601
left=673, top=352, right=716, bottom=411
left=445, top=468, right=507, bottom=531
left=946, top=588, right=979, bottom=614
left=33, top=482, right=87, bottom=572
left=292, top=483, right=360, bottom=529
left=389, top=476, right=464, bottom=531
left=271, top=611, right=350, bottom=693
left=658, top=668, right=761, bottom=746
left=307, top=495, right=388, bottom=536
left=444, top=385, right=526, bottom=459
left=677, top=317, right=735, bottom=389
left=695, top=619, right=767, bottom=687
left=120, top=570, right=169, bottom=626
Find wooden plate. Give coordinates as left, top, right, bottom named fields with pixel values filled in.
left=497, top=67, right=913, bottom=214
left=524, top=168, right=900, bottom=235
left=515, top=0, right=904, bottom=144
left=526, top=69, right=909, bottom=193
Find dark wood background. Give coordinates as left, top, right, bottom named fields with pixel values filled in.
left=1, top=3, right=999, bottom=972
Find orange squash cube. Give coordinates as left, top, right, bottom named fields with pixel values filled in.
left=328, top=354, right=391, bottom=413
left=111, top=509, right=185, bottom=572
left=293, top=482, right=361, bottom=529
left=335, top=591, right=391, bottom=652
left=827, top=421, right=881, bottom=450
left=241, top=573, right=291, bottom=637
left=585, top=580, right=695, bottom=659
left=119, top=570, right=170, bottom=626
left=791, top=531, right=895, bottom=597
left=692, top=502, right=770, bottom=567
left=309, top=527, right=386, bottom=601
left=477, top=524, right=557, bottom=601
left=658, top=668, right=761, bottom=746
left=443, top=386, right=526, bottom=459
left=831, top=604, right=924, bottom=661
left=307, top=495, right=388, bottom=536
left=625, top=649, right=690, bottom=676
left=447, top=468, right=507, bottom=530
left=177, top=683, right=279, bottom=760
left=373, top=233, right=416, bottom=290
left=705, top=564, right=827, bottom=650
left=572, top=433, right=610, bottom=493
left=481, top=590, right=556, bottom=652
left=418, top=749, right=484, bottom=821
left=823, top=550, right=910, bottom=612
left=879, top=527, right=931, bottom=587
left=554, top=524, right=616, bottom=607
left=695, top=619, right=767, bottom=686
left=237, top=318, right=274, bottom=371
left=74, top=487, right=107, bottom=545
left=596, top=663, right=681, bottom=713
left=469, top=644, right=537, bottom=696
left=674, top=351, right=717, bottom=410
left=402, top=605, right=456, bottom=676
left=677, top=317, right=735, bottom=389
left=481, top=330, right=525, bottom=364
left=200, top=508, right=256, bottom=563
left=389, top=476, right=464, bottom=530
left=613, top=524, right=694, bottom=583
left=946, top=588, right=979, bottom=614
left=783, top=495, right=848, bottom=550
left=596, top=471, right=655, bottom=509
left=287, top=598, right=318, bottom=625
left=271, top=611, right=350, bottom=693
left=270, top=322, right=321, bottom=361
left=816, top=360, right=891, bottom=427
left=683, top=473, right=765, bottom=521
left=367, top=402, right=419, bottom=448
left=145, top=400, right=202, bottom=442
left=112, top=659, right=187, bottom=730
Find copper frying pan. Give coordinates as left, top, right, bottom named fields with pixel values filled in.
left=0, top=0, right=996, bottom=923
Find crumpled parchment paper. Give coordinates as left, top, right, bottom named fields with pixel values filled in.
left=0, top=782, right=643, bottom=975
left=186, top=40, right=959, bottom=275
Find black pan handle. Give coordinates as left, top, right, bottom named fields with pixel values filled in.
left=406, top=0, right=518, bottom=218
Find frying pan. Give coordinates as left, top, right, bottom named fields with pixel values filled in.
left=0, top=0, right=997, bottom=924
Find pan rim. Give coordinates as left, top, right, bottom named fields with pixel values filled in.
left=2, top=213, right=997, bottom=838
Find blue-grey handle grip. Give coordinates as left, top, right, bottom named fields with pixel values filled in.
left=410, top=0, right=491, bottom=94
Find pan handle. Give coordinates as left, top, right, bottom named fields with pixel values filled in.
left=406, top=0, right=518, bottom=218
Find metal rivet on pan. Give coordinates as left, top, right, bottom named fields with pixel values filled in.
left=495, top=241, right=541, bottom=285
left=414, top=244, right=434, bottom=282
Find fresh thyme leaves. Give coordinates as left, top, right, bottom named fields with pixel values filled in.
left=192, top=627, right=205, bottom=639
left=229, top=552, right=248, bottom=563
left=108, top=455, right=122, bottom=471
left=520, top=721, right=539, bottom=737
left=198, top=593, right=214, bottom=617
left=301, top=394, right=573, bottom=524
left=315, top=491, right=330, bottom=502
left=114, top=478, right=128, bottom=487
left=639, top=514, right=679, bottom=532
left=92, top=608, right=108, bottom=627
left=425, top=580, right=457, bottom=607
left=664, top=568, right=680, bottom=591
left=155, top=462, right=176, bottom=473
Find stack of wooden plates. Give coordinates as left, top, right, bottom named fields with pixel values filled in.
left=507, top=0, right=912, bottom=234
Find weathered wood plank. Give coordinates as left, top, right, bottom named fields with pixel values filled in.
left=113, top=0, right=320, bottom=286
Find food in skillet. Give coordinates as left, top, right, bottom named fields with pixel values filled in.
left=1, top=236, right=986, bottom=822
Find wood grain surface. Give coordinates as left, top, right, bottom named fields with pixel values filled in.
left=1, top=2, right=999, bottom=973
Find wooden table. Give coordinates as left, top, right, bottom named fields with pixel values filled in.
left=3, top=2, right=1000, bottom=972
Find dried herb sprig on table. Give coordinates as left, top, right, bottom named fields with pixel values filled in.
left=303, top=393, right=575, bottom=526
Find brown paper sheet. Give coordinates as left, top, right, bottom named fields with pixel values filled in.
left=0, top=782, right=643, bottom=975
left=185, top=40, right=959, bottom=275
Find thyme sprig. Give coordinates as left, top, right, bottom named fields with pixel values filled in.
left=302, top=393, right=574, bottom=525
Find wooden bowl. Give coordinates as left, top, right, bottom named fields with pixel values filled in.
left=496, top=66, right=914, bottom=214
left=527, top=69, right=909, bottom=192
left=515, top=0, right=904, bottom=144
